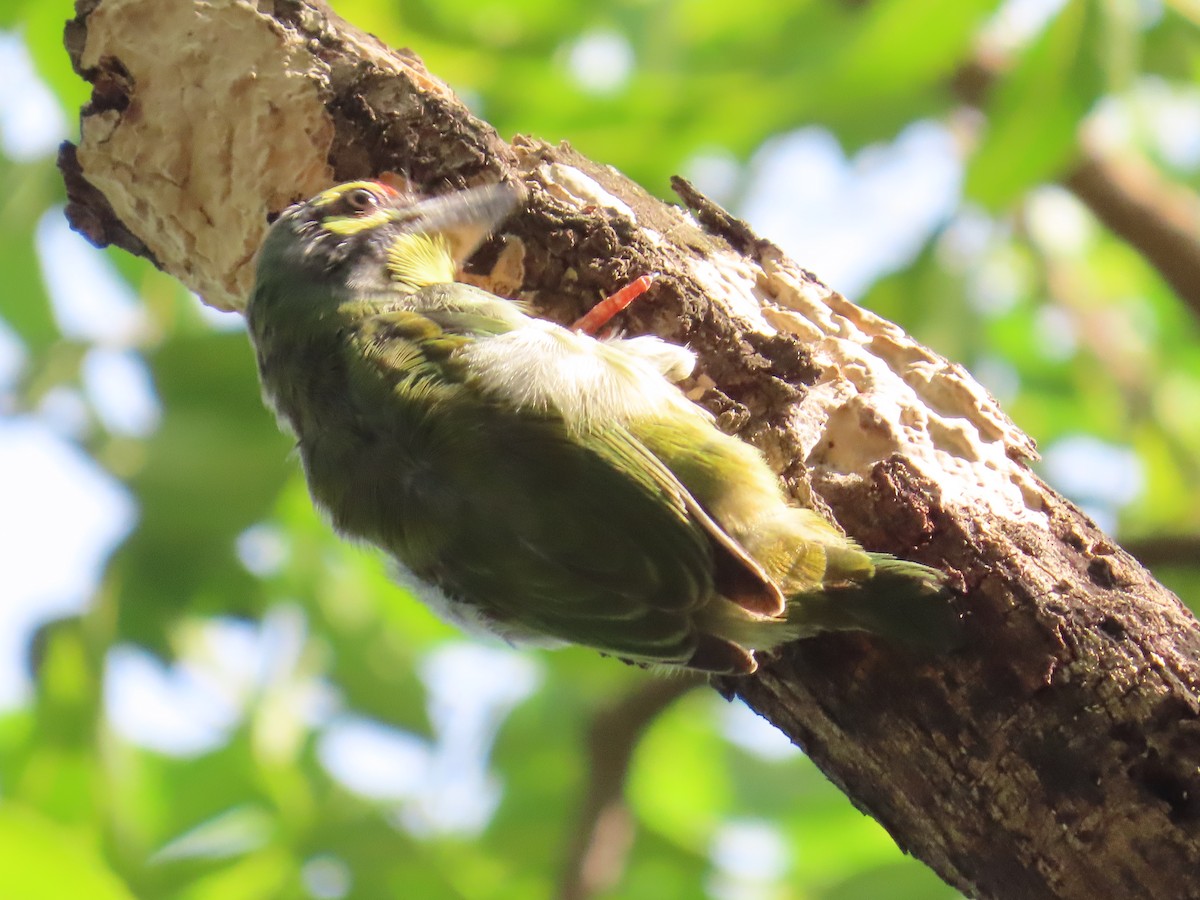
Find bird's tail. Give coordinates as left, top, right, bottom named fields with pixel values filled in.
left=782, top=554, right=961, bottom=650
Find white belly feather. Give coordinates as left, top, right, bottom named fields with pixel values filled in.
left=455, top=320, right=704, bottom=429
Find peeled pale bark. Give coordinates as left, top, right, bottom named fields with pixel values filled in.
left=61, top=1, right=1200, bottom=897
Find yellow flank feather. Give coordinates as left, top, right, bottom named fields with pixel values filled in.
left=386, top=232, right=457, bottom=287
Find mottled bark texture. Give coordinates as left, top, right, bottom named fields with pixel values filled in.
left=61, top=1, right=1200, bottom=897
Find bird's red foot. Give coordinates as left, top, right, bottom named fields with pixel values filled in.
left=571, top=275, right=655, bottom=335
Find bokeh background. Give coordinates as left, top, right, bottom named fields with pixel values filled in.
left=2, top=0, right=1199, bottom=897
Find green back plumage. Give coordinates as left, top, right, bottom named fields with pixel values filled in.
left=247, top=181, right=959, bottom=675
left=309, top=287, right=736, bottom=664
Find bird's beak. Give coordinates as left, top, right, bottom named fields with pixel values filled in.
left=386, top=182, right=527, bottom=264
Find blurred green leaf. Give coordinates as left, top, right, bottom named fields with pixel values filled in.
left=628, top=691, right=732, bottom=852
left=820, top=859, right=959, bottom=900
left=0, top=805, right=136, bottom=900
left=966, top=0, right=1106, bottom=208
left=0, top=0, right=31, bottom=29
left=0, top=158, right=60, bottom=359
left=107, top=331, right=291, bottom=649
left=170, top=848, right=296, bottom=900
left=21, top=2, right=91, bottom=113
left=616, top=826, right=710, bottom=900
left=1154, top=565, right=1200, bottom=616
left=1140, top=7, right=1200, bottom=82
left=9, top=620, right=102, bottom=827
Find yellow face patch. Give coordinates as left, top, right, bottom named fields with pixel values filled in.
left=311, top=180, right=396, bottom=209
left=311, top=181, right=402, bottom=234
left=321, top=208, right=393, bottom=235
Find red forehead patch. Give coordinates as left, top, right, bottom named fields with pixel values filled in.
left=369, top=178, right=403, bottom=197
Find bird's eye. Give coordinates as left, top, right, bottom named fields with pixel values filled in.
left=344, top=187, right=378, bottom=212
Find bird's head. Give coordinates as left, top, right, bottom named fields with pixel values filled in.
left=256, top=179, right=526, bottom=294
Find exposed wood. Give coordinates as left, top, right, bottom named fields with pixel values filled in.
left=61, top=2, right=1200, bottom=897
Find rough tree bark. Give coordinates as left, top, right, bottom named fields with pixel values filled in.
left=60, top=1, right=1200, bottom=897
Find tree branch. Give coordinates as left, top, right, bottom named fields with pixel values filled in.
left=954, top=59, right=1200, bottom=320
left=1122, top=534, right=1200, bottom=570
left=557, top=675, right=702, bottom=900
left=61, top=3, right=1200, bottom=898
left=1062, top=151, right=1200, bottom=319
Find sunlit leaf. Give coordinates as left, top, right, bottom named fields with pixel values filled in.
left=0, top=805, right=136, bottom=900
left=21, top=1, right=92, bottom=112
left=9, top=620, right=102, bottom=826
left=966, top=0, right=1106, bottom=208
left=628, top=691, right=731, bottom=852
left=0, top=158, right=61, bottom=358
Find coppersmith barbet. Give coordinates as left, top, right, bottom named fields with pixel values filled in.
left=246, top=180, right=956, bottom=674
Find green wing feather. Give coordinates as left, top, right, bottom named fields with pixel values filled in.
left=258, top=277, right=955, bottom=671
left=328, top=289, right=769, bottom=665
